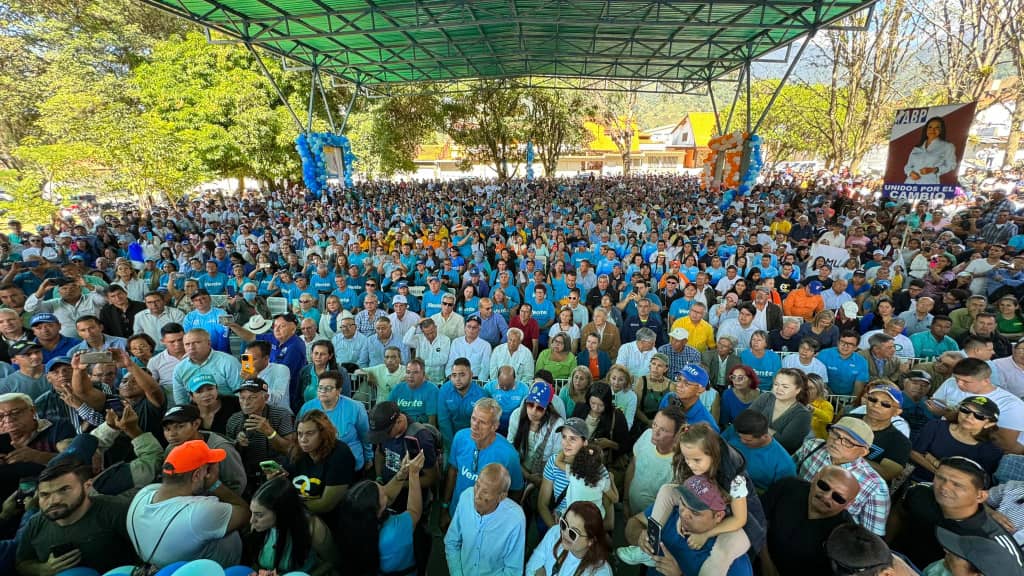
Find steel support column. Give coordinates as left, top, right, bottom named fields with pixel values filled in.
left=246, top=43, right=304, bottom=132
left=306, top=65, right=318, bottom=132
left=752, top=32, right=814, bottom=134
left=338, top=87, right=359, bottom=134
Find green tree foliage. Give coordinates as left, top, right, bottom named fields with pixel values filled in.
left=525, top=89, right=592, bottom=176
left=443, top=82, right=529, bottom=180
left=726, top=80, right=834, bottom=168
left=347, top=89, right=444, bottom=177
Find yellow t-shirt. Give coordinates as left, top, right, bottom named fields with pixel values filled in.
left=671, top=317, right=716, bottom=352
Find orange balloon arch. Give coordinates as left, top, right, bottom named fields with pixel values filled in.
left=702, top=131, right=747, bottom=190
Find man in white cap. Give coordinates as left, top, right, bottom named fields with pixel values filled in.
left=402, top=318, right=451, bottom=383
left=331, top=310, right=370, bottom=368
left=657, top=327, right=701, bottom=375
left=388, top=293, right=420, bottom=337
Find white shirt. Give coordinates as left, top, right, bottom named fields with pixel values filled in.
left=781, top=354, right=830, bottom=382
left=258, top=362, right=292, bottom=411
left=859, top=330, right=916, bottom=359
left=147, top=349, right=184, bottom=391
left=447, top=336, right=492, bottom=379
left=431, top=311, right=466, bottom=341
left=403, top=326, right=452, bottom=383
left=133, top=307, right=186, bottom=342
left=25, top=292, right=108, bottom=338
left=933, top=379, right=1024, bottom=442
left=388, top=310, right=421, bottom=341
left=525, top=523, right=613, bottom=576
left=992, top=356, right=1024, bottom=398
left=488, top=343, right=535, bottom=382
left=616, top=342, right=655, bottom=377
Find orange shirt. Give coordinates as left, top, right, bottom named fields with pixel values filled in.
left=782, top=290, right=824, bottom=322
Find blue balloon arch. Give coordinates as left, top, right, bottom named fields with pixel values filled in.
left=295, top=132, right=356, bottom=196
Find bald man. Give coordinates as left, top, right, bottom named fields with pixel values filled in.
left=760, top=465, right=861, bottom=576
left=444, top=463, right=526, bottom=576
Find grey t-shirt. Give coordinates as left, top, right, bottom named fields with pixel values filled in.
left=127, top=483, right=242, bottom=568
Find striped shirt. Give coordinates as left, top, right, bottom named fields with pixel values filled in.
left=794, top=438, right=890, bottom=536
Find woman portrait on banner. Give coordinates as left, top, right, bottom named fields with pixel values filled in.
left=904, top=116, right=957, bottom=185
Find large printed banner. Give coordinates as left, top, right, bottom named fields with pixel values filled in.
left=810, top=243, right=850, bottom=270
left=882, top=102, right=976, bottom=201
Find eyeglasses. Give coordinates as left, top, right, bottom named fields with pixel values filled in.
left=0, top=408, right=26, bottom=421
left=317, top=385, right=336, bottom=392
left=865, top=396, right=894, bottom=409
left=559, top=518, right=587, bottom=542
left=299, top=299, right=313, bottom=304
left=729, top=374, right=747, bottom=381
left=958, top=406, right=993, bottom=422
left=815, top=479, right=849, bottom=505
left=442, top=302, right=454, bottom=306
left=838, top=340, right=858, bottom=347
left=829, top=431, right=865, bottom=450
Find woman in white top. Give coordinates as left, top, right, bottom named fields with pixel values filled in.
left=904, top=117, right=957, bottom=185
left=526, top=501, right=614, bottom=576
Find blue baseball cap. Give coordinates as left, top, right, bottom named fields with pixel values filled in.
left=868, top=383, right=903, bottom=405
left=807, top=280, right=824, bottom=295
left=672, top=363, right=709, bottom=388
left=524, top=381, right=554, bottom=409
left=188, top=373, right=218, bottom=393
left=30, top=313, right=60, bottom=326
left=45, top=356, right=72, bottom=372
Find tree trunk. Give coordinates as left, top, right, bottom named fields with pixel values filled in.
left=1005, top=93, right=1024, bottom=168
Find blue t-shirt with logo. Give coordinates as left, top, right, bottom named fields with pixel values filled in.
left=446, top=429, right=523, bottom=512
left=388, top=381, right=439, bottom=424
left=817, top=347, right=869, bottom=395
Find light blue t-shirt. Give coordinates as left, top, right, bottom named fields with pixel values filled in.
left=378, top=510, right=415, bottom=574
left=817, top=348, right=869, bottom=395
left=388, top=381, right=440, bottom=424
left=447, top=429, right=524, bottom=512
left=721, top=427, right=797, bottom=492
left=739, top=350, right=782, bottom=391
left=299, top=396, right=372, bottom=469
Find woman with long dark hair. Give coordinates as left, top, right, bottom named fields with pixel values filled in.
left=571, top=381, right=631, bottom=485
left=247, top=476, right=338, bottom=574
left=296, top=341, right=347, bottom=410
left=286, top=410, right=356, bottom=520
left=526, top=501, right=614, bottom=575
left=335, top=453, right=425, bottom=575
left=909, top=395, right=1002, bottom=483
left=508, top=381, right=566, bottom=513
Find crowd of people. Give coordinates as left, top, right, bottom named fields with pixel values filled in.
left=0, top=168, right=1023, bottom=576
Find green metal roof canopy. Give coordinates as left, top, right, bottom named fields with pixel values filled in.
left=138, top=0, right=875, bottom=93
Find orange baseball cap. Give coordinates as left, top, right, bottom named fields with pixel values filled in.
left=162, top=440, right=226, bottom=475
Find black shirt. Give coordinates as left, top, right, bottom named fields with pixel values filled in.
left=287, top=442, right=356, bottom=502
left=768, top=330, right=801, bottom=353
left=197, top=395, right=241, bottom=436
left=762, top=477, right=851, bottom=576
left=892, top=483, right=1016, bottom=568
left=98, top=301, right=147, bottom=338
left=850, top=414, right=911, bottom=468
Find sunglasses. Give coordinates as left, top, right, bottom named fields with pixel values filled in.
left=865, top=396, right=894, bottom=409
left=559, top=518, right=586, bottom=542
left=443, top=302, right=455, bottom=306
left=815, top=479, right=848, bottom=505
left=958, top=406, right=993, bottom=422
